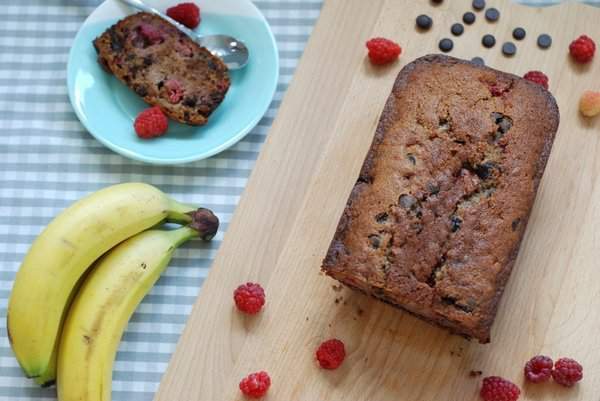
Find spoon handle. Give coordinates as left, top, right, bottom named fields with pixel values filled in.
left=118, top=0, right=205, bottom=45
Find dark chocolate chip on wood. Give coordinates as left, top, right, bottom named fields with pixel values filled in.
left=513, top=27, right=526, bottom=40
left=416, top=14, right=433, bottom=30
left=463, top=12, right=476, bottom=25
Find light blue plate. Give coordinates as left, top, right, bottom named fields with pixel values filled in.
left=67, top=0, right=278, bottom=164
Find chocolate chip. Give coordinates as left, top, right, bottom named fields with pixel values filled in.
left=427, top=182, right=440, bottom=195
left=497, top=117, right=512, bottom=134
left=463, top=12, right=476, bottom=25
left=399, top=194, right=418, bottom=209
left=491, top=112, right=513, bottom=139
left=472, top=0, right=485, bottom=10
left=485, top=7, right=500, bottom=22
left=157, top=80, right=164, bottom=89
left=537, top=34, right=552, bottom=49
left=512, top=27, right=526, bottom=40
left=474, top=162, right=496, bottom=179
left=207, top=59, right=218, bottom=71
left=451, top=216, right=462, bottom=232
left=416, top=14, right=433, bottom=30
left=134, top=84, right=148, bottom=97
left=368, top=234, right=381, bottom=248
left=471, top=57, right=485, bottom=66
left=482, top=34, right=496, bottom=48
left=439, top=38, right=454, bottom=52
left=451, top=23, right=464, bottom=36
left=143, top=56, right=153, bottom=66
left=375, top=212, right=388, bottom=223
left=407, top=154, right=416, bottom=165
left=512, top=218, right=521, bottom=231
left=502, top=42, right=516, bottom=57
left=109, top=29, right=123, bottom=51
left=183, top=96, right=197, bottom=107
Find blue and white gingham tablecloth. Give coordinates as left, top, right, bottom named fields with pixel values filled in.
left=0, top=0, right=593, bottom=399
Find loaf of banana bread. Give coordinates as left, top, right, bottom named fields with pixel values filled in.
left=94, top=12, right=229, bottom=125
left=322, top=54, right=559, bottom=343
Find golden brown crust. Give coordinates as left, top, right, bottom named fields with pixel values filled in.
left=322, top=54, right=559, bottom=343
left=93, top=12, right=229, bottom=125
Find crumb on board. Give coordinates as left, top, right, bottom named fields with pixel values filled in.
left=469, top=370, right=483, bottom=377
left=332, top=284, right=343, bottom=292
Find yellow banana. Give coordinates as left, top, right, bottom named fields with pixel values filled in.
left=57, top=219, right=217, bottom=401
left=7, top=182, right=204, bottom=384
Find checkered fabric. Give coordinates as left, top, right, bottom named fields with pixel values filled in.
left=0, top=0, right=594, bottom=400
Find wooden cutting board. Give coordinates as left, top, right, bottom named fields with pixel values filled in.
left=155, top=1, right=600, bottom=400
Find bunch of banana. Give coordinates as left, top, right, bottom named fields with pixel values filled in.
left=6, top=182, right=219, bottom=395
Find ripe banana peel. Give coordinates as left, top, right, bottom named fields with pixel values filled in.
left=6, top=183, right=214, bottom=384
left=58, top=222, right=216, bottom=401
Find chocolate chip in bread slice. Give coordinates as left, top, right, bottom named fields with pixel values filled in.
left=93, top=12, right=230, bottom=126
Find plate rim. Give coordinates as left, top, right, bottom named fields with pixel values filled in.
left=66, top=0, right=279, bottom=165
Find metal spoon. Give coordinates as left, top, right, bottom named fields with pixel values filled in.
left=118, top=0, right=249, bottom=69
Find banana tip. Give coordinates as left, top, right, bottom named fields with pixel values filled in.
left=188, top=208, right=219, bottom=240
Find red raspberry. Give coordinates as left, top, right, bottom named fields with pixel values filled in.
left=233, top=283, right=265, bottom=314
left=239, top=371, right=270, bottom=399
left=569, top=35, right=596, bottom=63
left=134, top=106, right=168, bottom=139
left=552, top=357, right=583, bottom=387
left=523, top=71, right=549, bottom=90
left=164, top=79, right=184, bottom=104
left=316, top=338, right=346, bottom=369
left=524, top=355, right=553, bottom=383
left=166, top=2, right=201, bottom=29
left=138, top=23, right=164, bottom=44
left=480, top=376, right=520, bottom=401
left=366, top=37, right=402, bottom=65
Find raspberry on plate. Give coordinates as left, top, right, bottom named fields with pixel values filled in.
left=316, top=338, right=346, bottom=369
left=366, top=37, right=402, bottom=65
left=134, top=106, right=168, bottom=139
left=569, top=35, right=596, bottom=63
left=480, top=376, right=520, bottom=401
left=523, top=70, right=549, bottom=90
left=166, top=2, right=201, bottom=29
left=239, top=371, right=271, bottom=399
left=552, top=357, right=583, bottom=387
left=233, top=282, right=265, bottom=314
left=524, top=355, right=553, bottom=383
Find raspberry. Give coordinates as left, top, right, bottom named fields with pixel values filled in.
left=316, top=338, right=346, bottom=369
left=167, top=2, right=201, bottom=29
left=366, top=37, right=402, bottom=65
left=579, top=90, right=600, bottom=117
left=233, top=283, right=265, bottom=314
left=164, top=79, right=184, bottom=104
left=569, top=35, right=596, bottom=63
left=134, top=106, right=168, bottom=139
left=523, top=71, right=549, bottom=90
left=239, top=371, right=270, bottom=398
left=480, top=376, right=520, bottom=401
left=524, top=355, right=553, bottom=383
left=138, top=23, right=164, bottom=44
left=552, top=357, right=583, bottom=387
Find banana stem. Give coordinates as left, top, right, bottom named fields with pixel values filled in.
left=167, top=226, right=200, bottom=247
left=166, top=199, right=197, bottom=224
left=166, top=200, right=219, bottom=241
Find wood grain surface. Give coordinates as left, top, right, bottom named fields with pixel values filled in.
left=155, top=1, right=600, bottom=399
